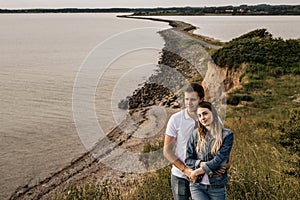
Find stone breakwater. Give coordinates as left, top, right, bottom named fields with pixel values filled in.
left=9, top=17, right=222, bottom=200
left=118, top=16, right=217, bottom=110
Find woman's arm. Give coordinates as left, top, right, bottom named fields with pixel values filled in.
left=185, top=131, right=201, bottom=170
left=189, top=162, right=206, bottom=182
left=202, top=132, right=234, bottom=176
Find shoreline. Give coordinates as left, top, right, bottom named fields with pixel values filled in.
left=118, top=15, right=223, bottom=47
left=9, top=16, right=223, bottom=200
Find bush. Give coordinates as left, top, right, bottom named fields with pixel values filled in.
left=278, top=108, right=300, bottom=177
left=279, top=108, right=300, bottom=154
left=212, top=29, right=300, bottom=77
left=227, top=94, right=254, bottom=105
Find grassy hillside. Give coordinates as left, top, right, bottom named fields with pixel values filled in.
left=55, top=30, right=300, bottom=200
left=126, top=30, right=300, bottom=199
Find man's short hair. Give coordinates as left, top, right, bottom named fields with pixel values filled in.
left=185, top=83, right=205, bottom=99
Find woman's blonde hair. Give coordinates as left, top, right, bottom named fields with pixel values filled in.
left=196, top=101, right=223, bottom=155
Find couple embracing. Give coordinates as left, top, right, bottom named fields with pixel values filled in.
left=163, top=83, right=234, bottom=200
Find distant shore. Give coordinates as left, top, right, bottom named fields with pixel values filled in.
left=1, top=4, right=300, bottom=15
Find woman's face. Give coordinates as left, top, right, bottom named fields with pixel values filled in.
left=197, top=107, right=213, bottom=128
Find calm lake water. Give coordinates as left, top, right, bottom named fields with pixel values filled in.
left=0, top=13, right=167, bottom=199
left=147, top=15, right=300, bottom=41
left=0, top=13, right=299, bottom=199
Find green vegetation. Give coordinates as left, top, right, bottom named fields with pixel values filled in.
left=278, top=108, right=300, bottom=177
left=213, top=28, right=300, bottom=107
left=215, top=30, right=300, bottom=199
left=212, top=29, right=300, bottom=75
left=224, top=75, right=300, bottom=199
left=279, top=108, right=300, bottom=155
left=125, top=166, right=172, bottom=199
left=131, top=4, right=300, bottom=16
left=54, top=180, right=122, bottom=200
left=54, top=29, right=300, bottom=199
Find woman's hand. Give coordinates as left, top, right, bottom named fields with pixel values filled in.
left=189, top=170, right=198, bottom=183
left=200, top=161, right=206, bottom=167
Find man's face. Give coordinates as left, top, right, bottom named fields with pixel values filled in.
left=184, top=92, right=202, bottom=114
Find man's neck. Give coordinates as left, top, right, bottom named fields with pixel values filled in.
left=187, top=110, right=197, bottom=121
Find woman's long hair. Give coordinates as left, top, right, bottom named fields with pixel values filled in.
left=196, top=101, right=223, bottom=155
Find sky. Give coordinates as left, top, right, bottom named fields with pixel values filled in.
left=0, top=0, right=299, bottom=9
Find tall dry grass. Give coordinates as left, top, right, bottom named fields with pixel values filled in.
left=55, top=75, right=300, bottom=199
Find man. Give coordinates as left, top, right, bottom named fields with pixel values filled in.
left=164, top=83, right=231, bottom=200
left=164, top=83, right=204, bottom=200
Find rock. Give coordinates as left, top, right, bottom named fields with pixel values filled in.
left=170, top=102, right=180, bottom=108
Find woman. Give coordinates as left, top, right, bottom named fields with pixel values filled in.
left=185, top=101, right=234, bottom=200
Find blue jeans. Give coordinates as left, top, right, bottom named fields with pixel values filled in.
left=171, top=174, right=191, bottom=200
left=190, top=183, right=226, bottom=200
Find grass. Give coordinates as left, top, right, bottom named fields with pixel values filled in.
left=125, top=166, right=172, bottom=200
left=223, top=74, right=300, bottom=199
left=55, top=75, right=300, bottom=200
left=53, top=27, right=300, bottom=200
left=128, top=74, right=300, bottom=199
left=225, top=117, right=298, bottom=199
left=53, top=180, right=122, bottom=200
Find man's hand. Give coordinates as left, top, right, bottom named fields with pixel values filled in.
left=214, top=157, right=232, bottom=176
left=182, top=167, right=192, bottom=178
left=214, top=166, right=227, bottom=176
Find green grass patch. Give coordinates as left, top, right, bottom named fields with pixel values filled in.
left=54, top=180, right=122, bottom=200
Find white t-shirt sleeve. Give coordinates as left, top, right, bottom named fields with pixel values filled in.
left=165, top=114, right=178, bottom=138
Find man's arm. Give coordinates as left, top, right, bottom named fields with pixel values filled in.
left=214, top=151, right=232, bottom=176
left=163, top=135, right=191, bottom=176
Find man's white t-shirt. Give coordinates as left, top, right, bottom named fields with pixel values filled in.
left=165, top=109, right=196, bottom=179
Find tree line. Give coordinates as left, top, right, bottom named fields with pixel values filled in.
left=1, top=4, right=300, bottom=15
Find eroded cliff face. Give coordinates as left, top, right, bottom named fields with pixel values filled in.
left=202, top=62, right=246, bottom=113
left=205, top=62, right=246, bottom=91
left=219, top=63, right=246, bottom=92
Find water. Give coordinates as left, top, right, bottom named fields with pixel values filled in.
left=1, top=13, right=299, bottom=199
left=0, top=13, right=167, bottom=199
left=145, top=15, right=300, bottom=41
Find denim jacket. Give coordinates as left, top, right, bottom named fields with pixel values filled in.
left=185, top=128, right=234, bottom=186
